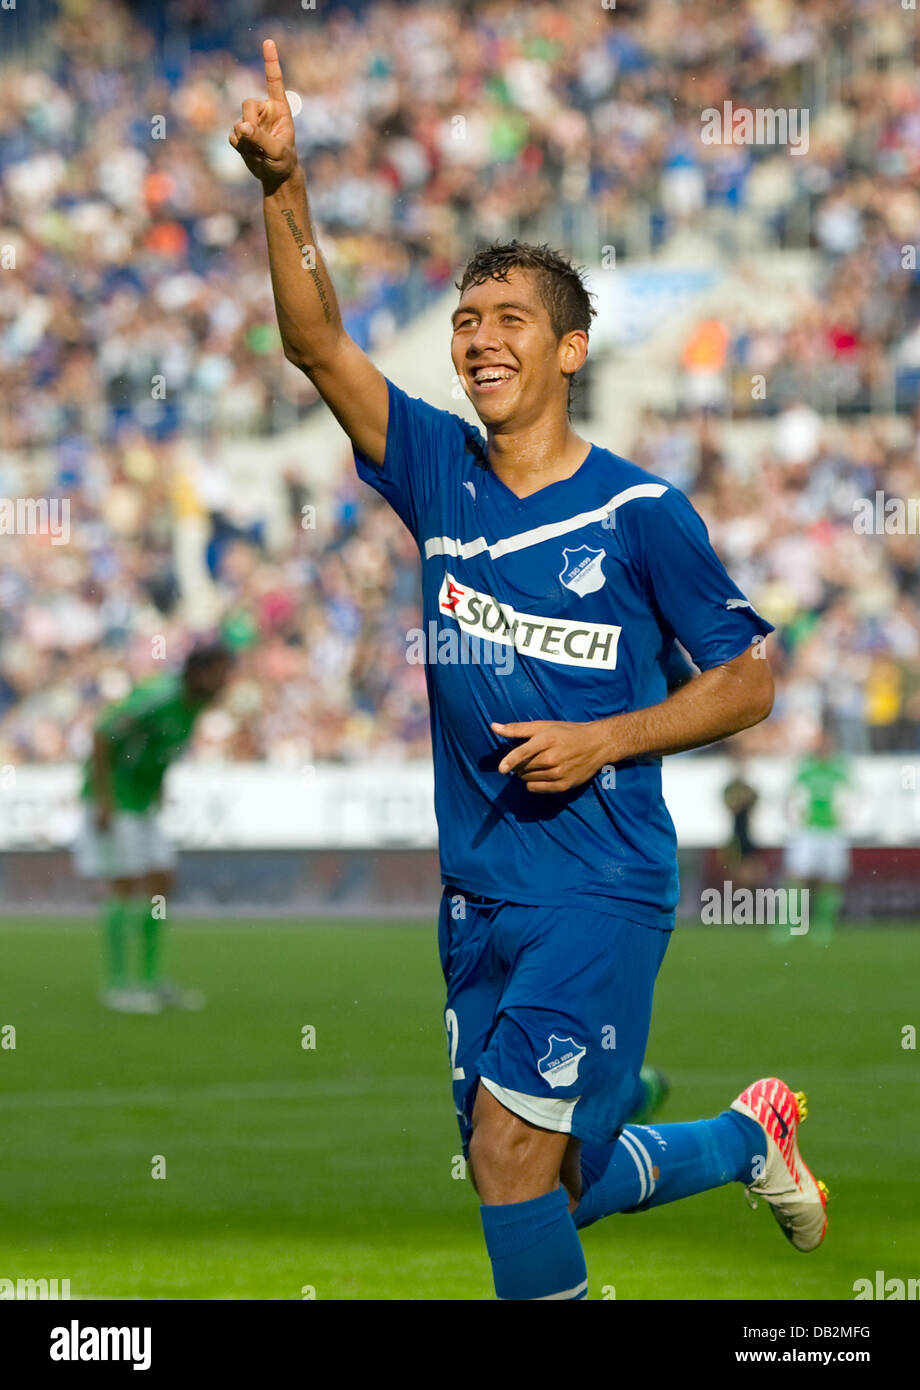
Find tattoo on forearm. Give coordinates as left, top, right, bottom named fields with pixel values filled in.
left=281, top=208, right=333, bottom=323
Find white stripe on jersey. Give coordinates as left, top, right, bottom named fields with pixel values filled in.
left=423, top=482, right=668, bottom=562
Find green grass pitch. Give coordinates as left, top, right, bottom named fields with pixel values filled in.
left=1, top=917, right=917, bottom=1300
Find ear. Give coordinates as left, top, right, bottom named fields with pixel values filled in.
left=559, top=329, right=588, bottom=378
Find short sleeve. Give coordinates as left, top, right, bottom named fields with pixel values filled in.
left=353, top=377, right=484, bottom=540
left=628, top=485, right=774, bottom=670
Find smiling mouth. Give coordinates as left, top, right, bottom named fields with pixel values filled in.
left=468, top=365, right=518, bottom=392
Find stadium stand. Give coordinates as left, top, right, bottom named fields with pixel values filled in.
left=2, top=0, right=919, bottom=771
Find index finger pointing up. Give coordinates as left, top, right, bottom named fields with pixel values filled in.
left=263, top=38, right=287, bottom=102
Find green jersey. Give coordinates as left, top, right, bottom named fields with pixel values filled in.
left=793, top=754, right=850, bottom=830
left=82, top=674, right=204, bottom=812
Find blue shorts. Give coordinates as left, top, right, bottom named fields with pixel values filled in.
left=438, top=888, right=672, bottom=1153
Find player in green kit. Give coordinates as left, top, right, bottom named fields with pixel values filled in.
left=783, top=728, right=853, bottom=944
left=74, top=643, right=233, bottom=1011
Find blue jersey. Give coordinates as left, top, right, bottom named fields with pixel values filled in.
left=355, top=379, right=773, bottom=927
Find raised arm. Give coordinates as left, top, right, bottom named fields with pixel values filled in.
left=229, top=38, right=388, bottom=464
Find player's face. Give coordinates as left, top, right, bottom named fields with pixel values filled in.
left=450, top=269, right=584, bottom=430
left=185, top=660, right=231, bottom=704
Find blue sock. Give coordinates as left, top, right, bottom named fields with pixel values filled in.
left=574, top=1111, right=765, bottom=1230
left=480, top=1187, right=588, bottom=1300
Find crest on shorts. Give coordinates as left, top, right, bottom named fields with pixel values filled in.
left=537, top=1035, right=587, bottom=1090
left=559, top=547, right=606, bottom=597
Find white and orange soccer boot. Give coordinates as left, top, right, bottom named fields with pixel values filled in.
left=731, top=1077, right=829, bottom=1252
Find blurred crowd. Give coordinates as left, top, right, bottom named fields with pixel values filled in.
left=2, top=0, right=920, bottom=766
left=633, top=401, right=920, bottom=757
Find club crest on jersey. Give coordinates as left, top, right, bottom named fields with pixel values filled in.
left=537, top=1035, right=587, bottom=1090
left=559, top=546, right=606, bottom=597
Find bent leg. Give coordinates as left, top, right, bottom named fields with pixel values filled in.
left=469, top=1082, right=570, bottom=1203
left=470, top=1084, right=587, bottom=1300
left=574, top=1112, right=765, bottom=1230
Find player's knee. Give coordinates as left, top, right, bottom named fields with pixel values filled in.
left=468, top=1107, right=555, bottom=1201
left=468, top=1083, right=570, bottom=1202
left=469, top=1111, right=527, bottom=1181
left=469, top=1128, right=521, bottom=1196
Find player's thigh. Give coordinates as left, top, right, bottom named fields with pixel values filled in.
left=817, top=833, right=849, bottom=882
left=116, top=812, right=176, bottom=889
left=75, top=808, right=147, bottom=882
left=144, top=812, right=177, bottom=878
left=479, top=906, right=671, bottom=1148
left=784, top=831, right=821, bottom=881
left=438, top=889, right=507, bottom=1158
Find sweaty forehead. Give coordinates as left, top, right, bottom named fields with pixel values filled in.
left=455, top=268, right=548, bottom=316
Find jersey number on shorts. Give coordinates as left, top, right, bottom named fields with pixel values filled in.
left=444, top=1008, right=465, bottom=1080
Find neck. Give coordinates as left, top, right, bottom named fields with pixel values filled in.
left=486, top=414, right=591, bottom=500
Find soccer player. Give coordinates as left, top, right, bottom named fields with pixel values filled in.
left=75, top=642, right=233, bottom=1012
left=232, top=40, right=829, bottom=1299
left=783, top=727, right=852, bottom=944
